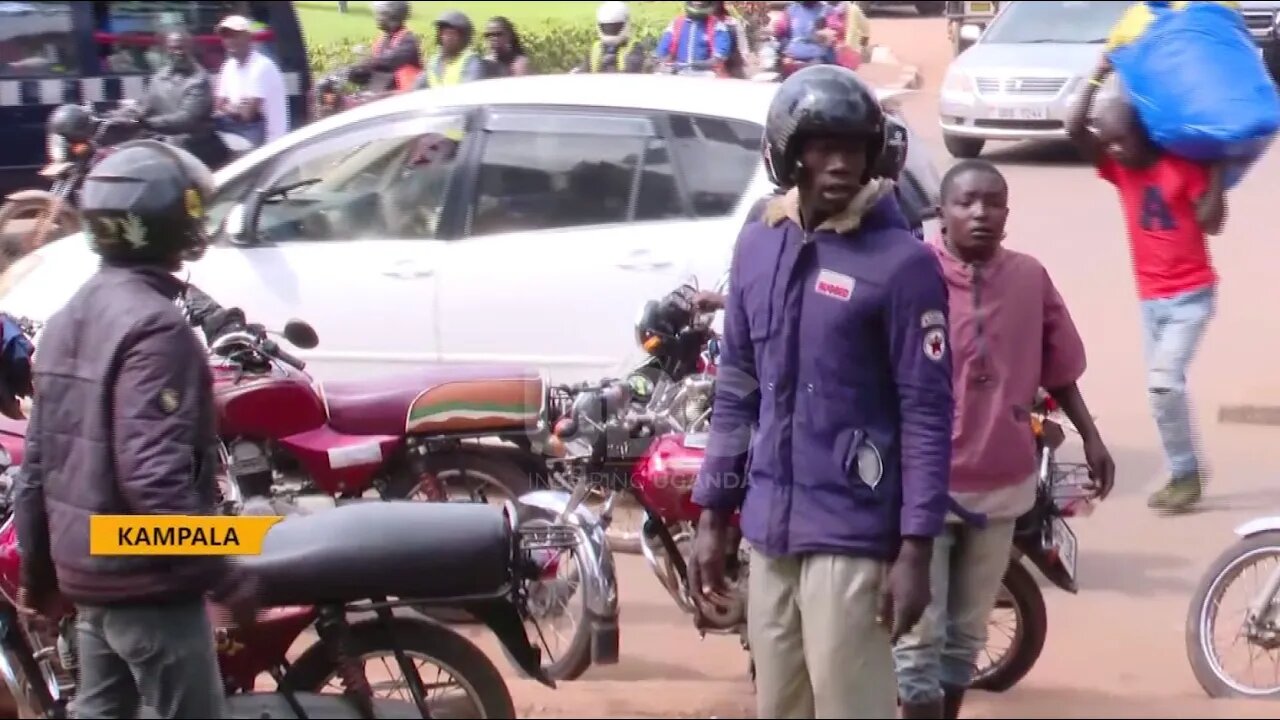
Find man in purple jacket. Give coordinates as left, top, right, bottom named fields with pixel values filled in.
left=688, top=65, right=954, bottom=718
left=14, top=140, right=258, bottom=718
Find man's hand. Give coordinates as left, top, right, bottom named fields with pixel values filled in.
left=877, top=538, right=932, bottom=643
left=213, top=565, right=262, bottom=629
left=692, top=290, right=726, bottom=314
left=16, top=585, right=63, bottom=623
left=1083, top=434, right=1116, bottom=500
left=687, top=510, right=732, bottom=627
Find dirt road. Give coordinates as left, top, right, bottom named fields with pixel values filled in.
left=483, top=14, right=1280, bottom=719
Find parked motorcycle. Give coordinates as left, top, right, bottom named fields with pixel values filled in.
left=0, top=467, right=575, bottom=718
left=1186, top=514, right=1280, bottom=698
left=0, top=103, right=253, bottom=271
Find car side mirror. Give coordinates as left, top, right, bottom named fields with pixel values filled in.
left=959, top=24, right=982, bottom=42
left=283, top=320, right=319, bottom=350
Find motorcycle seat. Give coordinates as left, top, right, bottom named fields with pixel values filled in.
left=242, top=500, right=515, bottom=608
left=320, top=365, right=544, bottom=437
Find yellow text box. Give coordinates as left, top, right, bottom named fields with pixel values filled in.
left=89, top=515, right=284, bottom=556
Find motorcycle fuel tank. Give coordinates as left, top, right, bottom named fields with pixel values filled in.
left=213, top=363, right=327, bottom=439
left=633, top=433, right=737, bottom=526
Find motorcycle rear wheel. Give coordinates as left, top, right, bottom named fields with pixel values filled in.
left=1186, top=530, right=1280, bottom=698
left=284, top=617, right=516, bottom=718
left=970, top=559, right=1047, bottom=692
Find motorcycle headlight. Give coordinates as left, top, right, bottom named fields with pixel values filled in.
left=46, top=133, right=67, bottom=163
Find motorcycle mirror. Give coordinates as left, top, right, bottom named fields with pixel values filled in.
left=282, top=320, right=319, bottom=349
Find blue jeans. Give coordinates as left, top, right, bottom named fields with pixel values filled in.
left=893, top=518, right=1016, bottom=703
left=1140, top=285, right=1216, bottom=479
left=214, top=115, right=265, bottom=148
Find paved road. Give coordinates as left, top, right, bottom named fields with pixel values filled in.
left=463, top=15, right=1280, bottom=719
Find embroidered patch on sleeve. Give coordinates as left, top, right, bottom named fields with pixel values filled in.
left=920, top=309, right=946, bottom=329
left=923, top=328, right=947, bottom=362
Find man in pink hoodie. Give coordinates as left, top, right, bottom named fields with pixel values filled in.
left=892, top=159, right=1116, bottom=719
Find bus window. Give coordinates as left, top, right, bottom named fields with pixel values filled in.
left=0, top=1, right=78, bottom=78
left=93, top=1, right=280, bottom=75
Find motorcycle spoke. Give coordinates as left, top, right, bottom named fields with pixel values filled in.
left=1203, top=551, right=1280, bottom=694
left=318, top=651, right=482, bottom=718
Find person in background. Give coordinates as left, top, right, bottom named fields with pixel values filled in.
left=711, top=1, right=752, bottom=78
left=895, top=159, right=1114, bottom=720
left=120, top=29, right=227, bottom=170
left=13, top=140, right=261, bottom=719
left=1067, top=54, right=1225, bottom=514
left=655, top=1, right=734, bottom=76
left=414, top=10, right=486, bottom=89
left=876, top=114, right=924, bottom=240
left=214, top=14, right=289, bottom=147
left=348, top=0, right=422, bottom=93
left=579, top=1, right=649, bottom=74
left=842, top=0, right=873, bottom=63
left=773, top=0, right=838, bottom=67
left=688, top=65, right=951, bottom=718
left=483, top=16, right=531, bottom=77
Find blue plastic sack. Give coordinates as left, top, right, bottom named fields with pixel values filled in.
left=1109, top=1, right=1280, bottom=170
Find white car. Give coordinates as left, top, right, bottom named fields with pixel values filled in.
left=0, top=74, right=941, bottom=386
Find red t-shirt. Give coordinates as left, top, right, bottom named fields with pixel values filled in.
left=1097, top=153, right=1217, bottom=300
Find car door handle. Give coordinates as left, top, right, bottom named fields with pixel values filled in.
left=382, top=259, right=434, bottom=279
left=616, top=249, right=673, bottom=271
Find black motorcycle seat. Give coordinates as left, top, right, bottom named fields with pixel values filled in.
left=241, top=501, right=514, bottom=608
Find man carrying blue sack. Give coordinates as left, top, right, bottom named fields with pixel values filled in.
left=687, top=65, right=954, bottom=719
left=655, top=1, right=734, bottom=76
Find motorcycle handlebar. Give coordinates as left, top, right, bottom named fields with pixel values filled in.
left=208, top=328, right=307, bottom=371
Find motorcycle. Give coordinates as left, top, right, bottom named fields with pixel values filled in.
left=653, top=59, right=726, bottom=78
left=0, top=466, right=577, bottom=718
left=1186, top=512, right=1280, bottom=698
left=540, top=283, right=1102, bottom=693
left=311, top=70, right=396, bottom=123
left=0, top=103, right=253, bottom=271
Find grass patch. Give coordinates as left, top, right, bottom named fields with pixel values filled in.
left=295, top=1, right=684, bottom=45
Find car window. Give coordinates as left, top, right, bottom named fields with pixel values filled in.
left=249, top=114, right=467, bottom=243
left=980, top=0, right=1130, bottom=44
left=94, top=1, right=280, bottom=74
left=470, top=127, right=683, bottom=237
left=0, top=2, right=77, bottom=78
left=666, top=114, right=763, bottom=218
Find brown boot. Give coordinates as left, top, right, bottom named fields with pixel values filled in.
left=942, top=685, right=966, bottom=719
left=900, top=697, right=945, bottom=719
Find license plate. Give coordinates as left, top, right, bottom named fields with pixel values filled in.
left=969, top=1, right=993, bottom=12
left=1051, top=517, right=1078, bottom=583
left=995, top=106, right=1048, bottom=121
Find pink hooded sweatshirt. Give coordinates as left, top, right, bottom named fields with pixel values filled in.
left=928, top=236, right=1088, bottom=519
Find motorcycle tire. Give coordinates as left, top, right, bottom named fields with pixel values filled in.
left=284, top=616, right=516, bottom=719
left=1185, top=530, right=1280, bottom=699
left=0, top=196, right=79, bottom=270
left=970, top=559, right=1048, bottom=693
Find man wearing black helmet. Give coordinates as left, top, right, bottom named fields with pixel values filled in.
left=12, top=140, right=260, bottom=718
left=413, top=10, right=486, bottom=89
left=348, top=0, right=424, bottom=92
left=688, top=65, right=953, bottom=718
left=876, top=114, right=927, bottom=241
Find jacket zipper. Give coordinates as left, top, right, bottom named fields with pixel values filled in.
left=971, top=262, right=991, bottom=384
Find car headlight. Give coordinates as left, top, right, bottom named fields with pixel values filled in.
left=0, top=252, right=44, bottom=302
left=942, top=69, right=974, bottom=95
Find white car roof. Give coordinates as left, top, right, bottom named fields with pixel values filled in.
left=217, top=74, right=910, bottom=183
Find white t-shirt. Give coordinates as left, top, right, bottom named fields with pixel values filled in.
left=217, top=50, right=289, bottom=143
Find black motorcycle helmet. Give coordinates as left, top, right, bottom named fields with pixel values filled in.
left=875, top=114, right=909, bottom=181
left=435, top=9, right=474, bottom=44
left=763, top=64, right=886, bottom=189
left=47, top=104, right=94, bottom=143
left=372, top=0, right=411, bottom=29
left=79, top=139, right=216, bottom=266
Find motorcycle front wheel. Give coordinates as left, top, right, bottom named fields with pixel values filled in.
left=1186, top=530, right=1280, bottom=698
left=971, top=559, right=1048, bottom=692
left=0, top=195, right=79, bottom=271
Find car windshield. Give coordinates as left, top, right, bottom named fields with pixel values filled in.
left=981, top=0, right=1131, bottom=45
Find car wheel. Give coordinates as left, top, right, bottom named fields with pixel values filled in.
left=944, top=134, right=985, bottom=159
left=916, top=1, right=945, bottom=16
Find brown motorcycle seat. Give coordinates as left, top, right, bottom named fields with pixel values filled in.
left=241, top=500, right=515, bottom=608
left=320, top=364, right=543, bottom=437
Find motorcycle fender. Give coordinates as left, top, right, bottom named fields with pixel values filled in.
left=1013, top=531, right=1079, bottom=594
left=465, top=598, right=558, bottom=689
left=3, top=189, right=56, bottom=205
left=516, top=489, right=621, bottom=664
left=1235, top=517, right=1280, bottom=539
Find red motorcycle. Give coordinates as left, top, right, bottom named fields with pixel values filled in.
left=204, top=321, right=550, bottom=509
left=0, top=443, right=568, bottom=718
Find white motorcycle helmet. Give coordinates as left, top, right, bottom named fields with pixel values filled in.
left=596, top=1, right=631, bottom=45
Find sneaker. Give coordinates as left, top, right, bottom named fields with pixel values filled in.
left=1148, top=474, right=1203, bottom=513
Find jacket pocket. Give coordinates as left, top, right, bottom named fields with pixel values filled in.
left=834, top=426, right=885, bottom=500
